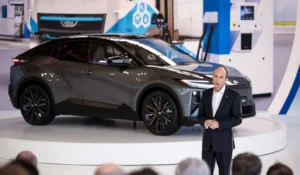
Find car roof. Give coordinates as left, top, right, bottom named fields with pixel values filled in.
left=62, top=33, right=152, bottom=40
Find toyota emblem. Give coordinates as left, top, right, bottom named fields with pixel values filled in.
left=60, top=20, right=78, bottom=28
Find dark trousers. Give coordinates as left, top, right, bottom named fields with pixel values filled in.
left=202, top=142, right=232, bottom=175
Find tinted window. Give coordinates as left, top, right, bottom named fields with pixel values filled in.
left=56, top=40, right=89, bottom=62
left=118, top=38, right=198, bottom=65
left=118, top=42, right=169, bottom=66
left=134, top=38, right=198, bottom=65
left=88, top=42, right=125, bottom=64
left=17, top=41, right=57, bottom=58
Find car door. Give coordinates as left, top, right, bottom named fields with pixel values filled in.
left=46, top=38, right=90, bottom=116
left=81, top=40, right=134, bottom=119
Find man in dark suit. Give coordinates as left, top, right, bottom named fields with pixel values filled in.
left=197, top=66, right=243, bottom=175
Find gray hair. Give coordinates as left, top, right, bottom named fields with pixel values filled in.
left=175, top=158, right=210, bottom=175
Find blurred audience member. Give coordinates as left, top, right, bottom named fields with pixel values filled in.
left=16, top=151, right=38, bottom=167
left=95, top=163, right=124, bottom=175
left=231, top=152, right=262, bottom=175
left=129, top=168, right=158, bottom=175
left=175, top=158, right=210, bottom=175
left=267, top=162, right=293, bottom=175
left=128, top=168, right=159, bottom=175
left=0, top=159, right=39, bottom=175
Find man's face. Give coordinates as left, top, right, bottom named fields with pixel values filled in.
left=213, top=67, right=228, bottom=91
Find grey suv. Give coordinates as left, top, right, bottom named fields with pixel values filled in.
left=8, top=34, right=255, bottom=135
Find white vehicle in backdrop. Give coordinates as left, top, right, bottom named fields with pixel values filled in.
left=24, top=0, right=159, bottom=48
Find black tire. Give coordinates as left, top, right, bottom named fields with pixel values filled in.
left=19, top=85, right=55, bottom=125
left=141, top=91, right=181, bottom=135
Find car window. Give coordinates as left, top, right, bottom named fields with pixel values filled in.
left=106, top=45, right=122, bottom=57
left=118, top=42, right=169, bottom=66
left=56, top=40, right=89, bottom=63
left=134, top=38, right=198, bottom=65
left=88, top=42, right=125, bottom=65
left=17, top=41, right=57, bottom=58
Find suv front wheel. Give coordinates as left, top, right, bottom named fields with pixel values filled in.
left=141, top=91, right=181, bottom=135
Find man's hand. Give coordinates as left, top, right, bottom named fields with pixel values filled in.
left=209, top=120, right=219, bottom=130
left=204, top=120, right=214, bottom=129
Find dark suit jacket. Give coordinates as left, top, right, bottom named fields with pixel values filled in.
left=197, top=86, right=242, bottom=152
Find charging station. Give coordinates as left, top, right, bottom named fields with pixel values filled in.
left=229, top=0, right=273, bottom=96
left=177, top=0, right=273, bottom=95
left=0, top=0, right=24, bottom=37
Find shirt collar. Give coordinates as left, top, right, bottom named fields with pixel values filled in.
left=214, top=85, right=226, bottom=94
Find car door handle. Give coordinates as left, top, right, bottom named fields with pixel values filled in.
left=82, top=70, right=92, bottom=75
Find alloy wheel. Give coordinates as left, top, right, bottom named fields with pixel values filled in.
left=144, top=96, right=173, bottom=131
left=22, top=88, right=48, bottom=122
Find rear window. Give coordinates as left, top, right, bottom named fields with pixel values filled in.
left=17, top=41, right=57, bottom=59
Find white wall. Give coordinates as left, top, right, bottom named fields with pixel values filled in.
left=268, top=0, right=300, bottom=115
left=0, top=0, right=9, bottom=6
left=176, top=0, right=203, bottom=37
left=274, top=0, right=297, bottom=22
left=174, top=0, right=297, bottom=36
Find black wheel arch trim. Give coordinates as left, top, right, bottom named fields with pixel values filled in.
left=16, top=77, right=56, bottom=114
left=136, top=83, right=183, bottom=123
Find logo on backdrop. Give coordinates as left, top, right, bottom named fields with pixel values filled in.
left=133, top=0, right=151, bottom=28
left=60, top=21, right=78, bottom=28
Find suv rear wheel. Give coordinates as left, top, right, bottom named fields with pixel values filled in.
left=141, top=91, right=181, bottom=135
left=19, top=85, right=55, bottom=125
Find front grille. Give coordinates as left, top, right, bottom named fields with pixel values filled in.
left=242, top=105, right=254, bottom=115
left=38, top=13, right=106, bottom=34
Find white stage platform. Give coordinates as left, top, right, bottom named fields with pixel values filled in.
left=0, top=110, right=287, bottom=166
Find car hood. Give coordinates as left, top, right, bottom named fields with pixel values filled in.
left=150, top=62, right=251, bottom=86
left=168, top=63, right=245, bottom=77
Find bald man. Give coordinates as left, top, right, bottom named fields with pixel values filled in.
left=197, top=66, right=242, bottom=175
left=16, top=151, right=38, bottom=167
left=95, top=163, right=124, bottom=175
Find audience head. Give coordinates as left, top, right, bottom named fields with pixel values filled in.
left=0, top=159, right=39, bottom=175
left=175, top=158, right=210, bottom=175
left=128, top=168, right=158, bottom=175
left=95, top=163, right=124, bottom=175
left=16, top=151, right=38, bottom=167
left=232, top=152, right=262, bottom=175
left=267, top=162, right=293, bottom=175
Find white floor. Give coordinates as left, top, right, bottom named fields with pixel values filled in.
left=0, top=110, right=298, bottom=175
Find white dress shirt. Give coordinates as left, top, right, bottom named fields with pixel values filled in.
left=212, top=85, right=226, bottom=117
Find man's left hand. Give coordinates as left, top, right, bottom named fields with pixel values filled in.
left=209, top=120, right=219, bottom=130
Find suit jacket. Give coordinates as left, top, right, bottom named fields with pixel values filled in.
left=197, top=86, right=242, bottom=152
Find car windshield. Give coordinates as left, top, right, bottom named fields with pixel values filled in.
left=116, top=38, right=198, bottom=66
left=135, top=38, right=198, bottom=65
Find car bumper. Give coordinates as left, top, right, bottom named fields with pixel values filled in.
left=8, top=84, right=18, bottom=108
left=241, top=100, right=256, bottom=117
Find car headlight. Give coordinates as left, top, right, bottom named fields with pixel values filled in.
left=177, top=79, right=214, bottom=89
